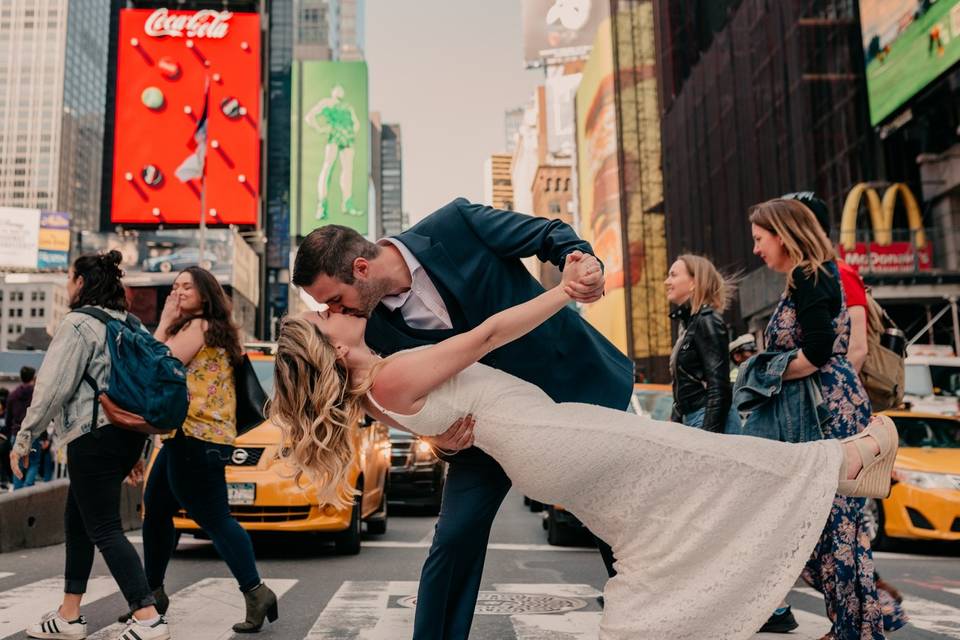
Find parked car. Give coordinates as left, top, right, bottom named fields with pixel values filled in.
left=628, top=383, right=673, bottom=420
left=142, top=247, right=217, bottom=273
left=387, top=427, right=445, bottom=514
left=865, top=410, right=960, bottom=549
left=541, top=383, right=675, bottom=545
left=146, top=350, right=391, bottom=554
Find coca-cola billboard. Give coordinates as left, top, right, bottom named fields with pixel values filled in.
left=110, top=9, right=261, bottom=226
left=144, top=8, right=232, bottom=39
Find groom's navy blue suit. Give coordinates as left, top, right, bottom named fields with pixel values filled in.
left=364, top=198, right=634, bottom=640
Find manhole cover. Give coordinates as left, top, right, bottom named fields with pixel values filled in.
left=396, top=592, right=588, bottom=615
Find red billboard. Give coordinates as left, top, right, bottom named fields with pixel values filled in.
left=111, top=9, right=261, bottom=226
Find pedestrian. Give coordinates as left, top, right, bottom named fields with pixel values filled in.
left=11, top=250, right=169, bottom=640
left=664, top=255, right=740, bottom=432
left=8, top=367, right=40, bottom=490
left=784, top=190, right=908, bottom=633
left=749, top=198, right=883, bottom=639
left=139, top=266, right=277, bottom=634
left=0, top=386, right=12, bottom=489
left=728, top=334, right=758, bottom=384
left=269, top=251, right=898, bottom=640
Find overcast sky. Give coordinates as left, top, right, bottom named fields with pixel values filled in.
left=365, top=0, right=542, bottom=224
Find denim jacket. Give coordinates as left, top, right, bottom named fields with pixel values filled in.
left=732, top=349, right=829, bottom=443
left=12, top=307, right=128, bottom=456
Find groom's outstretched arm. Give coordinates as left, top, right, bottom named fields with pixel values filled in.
left=454, top=199, right=598, bottom=271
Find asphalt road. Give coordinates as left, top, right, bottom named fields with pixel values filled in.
left=2, top=489, right=960, bottom=639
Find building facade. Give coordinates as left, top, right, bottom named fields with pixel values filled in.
left=379, top=122, right=404, bottom=236
left=484, top=153, right=514, bottom=211
left=0, top=0, right=115, bottom=245
left=0, top=273, right=68, bottom=351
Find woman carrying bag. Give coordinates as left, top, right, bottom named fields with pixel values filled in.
left=138, top=266, right=277, bottom=634
left=12, top=251, right=170, bottom=640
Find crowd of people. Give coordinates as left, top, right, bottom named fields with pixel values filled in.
left=7, top=194, right=904, bottom=640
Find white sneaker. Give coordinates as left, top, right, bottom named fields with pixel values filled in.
left=26, top=610, right=87, bottom=639
left=116, top=616, right=170, bottom=640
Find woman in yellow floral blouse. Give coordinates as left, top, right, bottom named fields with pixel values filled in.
left=140, top=266, right=278, bottom=634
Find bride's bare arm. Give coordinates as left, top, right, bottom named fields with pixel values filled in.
left=371, top=253, right=596, bottom=413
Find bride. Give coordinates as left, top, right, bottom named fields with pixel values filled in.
left=269, top=254, right=898, bottom=640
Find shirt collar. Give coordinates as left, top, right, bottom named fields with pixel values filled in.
left=378, top=237, right=420, bottom=311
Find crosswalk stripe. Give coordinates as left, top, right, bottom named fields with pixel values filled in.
left=86, top=578, right=297, bottom=640
left=304, top=580, right=393, bottom=639
left=0, top=576, right=117, bottom=638
left=899, top=595, right=960, bottom=638
left=0, top=572, right=13, bottom=580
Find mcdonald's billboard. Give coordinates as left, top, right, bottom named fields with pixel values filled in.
left=838, top=183, right=932, bottom=273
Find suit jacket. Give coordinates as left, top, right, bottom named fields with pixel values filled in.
left=365, top=198, right=634, bottom=412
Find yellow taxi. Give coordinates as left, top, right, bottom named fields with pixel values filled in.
left=148, top=350, right=392, bottom=555
left=866, top=410, right=960, bottom=548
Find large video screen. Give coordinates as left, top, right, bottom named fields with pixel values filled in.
left=861, top=0, right=960, bottom=125
left=110, top=9, right=261, bottom=226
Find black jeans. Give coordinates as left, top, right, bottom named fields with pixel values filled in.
left=64, top=426, right=155, bottom=610
left=142, top=434, right=260, bottom=592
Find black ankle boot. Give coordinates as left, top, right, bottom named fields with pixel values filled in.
left=118, top=586, right=170, bottom=623
left=233, top=583, right=278, bottom=633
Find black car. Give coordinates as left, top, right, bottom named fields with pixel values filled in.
left=387, top=428, right=446, bottom=514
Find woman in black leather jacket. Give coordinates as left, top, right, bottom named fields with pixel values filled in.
left=665, top=255, right=739, bottom=433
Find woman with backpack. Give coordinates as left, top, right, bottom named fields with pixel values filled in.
left=11, top=251, right=170, bottom=640
left=139, top=266, right=277, bottom=634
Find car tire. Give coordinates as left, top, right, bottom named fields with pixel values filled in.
left=529, top=499, right=545, bottom=513
left=366, top=489, right=388, bottom=535
left=546, top=507, right=577, bottom=546
left=523, top=496, right=531, bottom=506
left=335, top=485, right=363, bottom=555
left=864, top=498, right=890, bottom=551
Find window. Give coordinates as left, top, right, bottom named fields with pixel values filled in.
left=30, top=308, right=36, bottom=317
left=39, top=307, right=44, bottom=317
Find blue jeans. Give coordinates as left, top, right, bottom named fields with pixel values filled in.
left=12, top=441, right=41, bottom=489
left=142, top=434, right=261, bottom=592
left=682, top=406, right=742, bottom=433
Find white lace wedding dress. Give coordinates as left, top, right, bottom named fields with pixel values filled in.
left=369, top=360, right=844, bottom=639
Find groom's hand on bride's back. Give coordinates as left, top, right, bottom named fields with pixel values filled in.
left=562, top=250, right=605, bottom=304
left=422, top=414, right=476, bottom=454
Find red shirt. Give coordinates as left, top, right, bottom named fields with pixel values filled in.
left=837, top=259, right=867, bottom=308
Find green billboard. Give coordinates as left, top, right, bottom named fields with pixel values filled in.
left=291, top=60, right=369, bottom=237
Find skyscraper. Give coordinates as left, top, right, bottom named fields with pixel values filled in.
left=504, top=107, right=523, bottom=154
left=380, top=123, right=403, bottom=236
left=484, top=153, right=513, bottom=211
left=0, top=0, right=115, bottom=245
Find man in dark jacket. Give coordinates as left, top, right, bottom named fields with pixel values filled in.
left=293, top=198, right=634, bottom=640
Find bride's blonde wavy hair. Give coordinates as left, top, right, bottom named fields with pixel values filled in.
left=268, top=316, right=374, bottom=509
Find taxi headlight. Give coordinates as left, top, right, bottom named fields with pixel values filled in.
left=893, top=468, right=957, bottom=490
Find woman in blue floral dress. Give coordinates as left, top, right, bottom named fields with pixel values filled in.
left=750, top=199, right=883, bottom=640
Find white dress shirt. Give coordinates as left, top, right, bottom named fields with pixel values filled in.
left=379, top=238, right=453, bottom=330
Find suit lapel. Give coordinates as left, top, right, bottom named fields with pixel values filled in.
left=395, top=231, right=479, bottom=327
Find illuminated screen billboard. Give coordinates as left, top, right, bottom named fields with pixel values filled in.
left=861, top=0, right=960, bottom=125
left=290, top=60, right=369, bottom=238
left=111, top=9, right=261, bottom=226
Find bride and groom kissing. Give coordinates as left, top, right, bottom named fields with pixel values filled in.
left=275, top=198, right=898, bottom=640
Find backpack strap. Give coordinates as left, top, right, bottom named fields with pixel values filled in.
left=73, top=306, right=115, bottom=325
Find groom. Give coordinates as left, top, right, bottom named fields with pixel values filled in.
left=293, top=198, right=634, bottom=639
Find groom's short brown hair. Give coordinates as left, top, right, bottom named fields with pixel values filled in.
left=293, top=225, right=381, bottom=287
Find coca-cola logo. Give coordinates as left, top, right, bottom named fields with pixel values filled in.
left=144, top=8, right=232, bottom=39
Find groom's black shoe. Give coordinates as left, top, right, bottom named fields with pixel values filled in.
left=758, top=606, right=798, bottom=633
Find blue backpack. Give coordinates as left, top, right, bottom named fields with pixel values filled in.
left=75, top=307, right=189, bottom=434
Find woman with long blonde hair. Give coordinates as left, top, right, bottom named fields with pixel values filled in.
left=664, top=254, right=739, bottom=432
left=750, top=198, right=883, bottom=639
left=271, top=252, right=899, bottom=640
